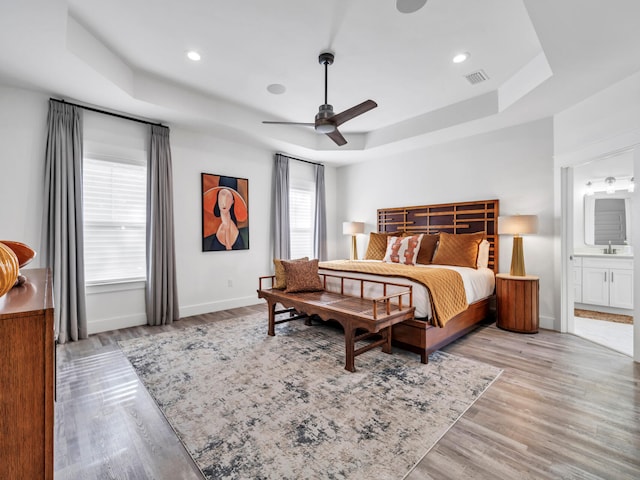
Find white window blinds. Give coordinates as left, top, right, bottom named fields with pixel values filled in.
left=83, top=156, right=147, bottom=284
left=289, top=180, right=315, bottom=259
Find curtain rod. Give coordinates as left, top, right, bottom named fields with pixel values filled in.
left=276, top=152, right=323, bottom=167
left=50, top=98, right=165, bottom=127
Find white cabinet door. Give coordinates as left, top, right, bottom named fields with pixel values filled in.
left=582, top=267, right=609, bottom=306
left=573, top=266, right=582, bottom=303
left=609, top=268, right=634, bottom=309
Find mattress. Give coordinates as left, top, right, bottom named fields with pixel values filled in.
left=318, top=260, right=495, bottom=319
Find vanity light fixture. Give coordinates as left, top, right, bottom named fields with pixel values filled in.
left=605, top=176, right=616, bottom=194
left=585, top=181, right=594, bottom=196
left=629, top=177, right=635, bottom=193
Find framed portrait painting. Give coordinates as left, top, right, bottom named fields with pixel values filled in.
left=201, top=173, right=249, bottom=251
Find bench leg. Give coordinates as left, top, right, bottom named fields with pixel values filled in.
left=344, top=326, right=356, bottom=372
left=267, top=300, right=276, bottom=336
left=382, top=326, right=392, bottom=354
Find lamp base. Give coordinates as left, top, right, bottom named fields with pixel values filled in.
left=350, top=235, right=358, bottom=261
left=510, top=235, right=526, bottom=276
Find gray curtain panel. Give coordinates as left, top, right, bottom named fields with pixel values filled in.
left=42, top=100, right=88, bottom=344
left=146, top=125, right=179, bottom=326
left=314, top=163, right=328, bottom=261
left=274, top=154, right=290, bottom=259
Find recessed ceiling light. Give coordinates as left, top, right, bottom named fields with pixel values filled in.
left=267, top=84, right=286, bottom=95
left=452, top=52, right=470, bottom=64
left=187, top=51, right=201, bottom=62
left=396, top=0, right=428, bottom=14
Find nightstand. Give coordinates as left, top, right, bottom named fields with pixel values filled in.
left=495, top=273, right=539, bottom=333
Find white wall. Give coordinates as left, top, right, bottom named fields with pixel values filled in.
left=0, top=85, right=48, bottom=258
left=336, top=118, right=557, bottom=329
left=554, top=71, right=640, bottom=159
left=0, top=84, right=338, bottom=333
left=171, top=128, right=275, bottom=317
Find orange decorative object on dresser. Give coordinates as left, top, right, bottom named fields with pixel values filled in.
left=0, top=240, right=36, bottom=267
left=0, top=242, right=19, bottom=297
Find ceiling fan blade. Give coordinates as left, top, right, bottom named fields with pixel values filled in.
left=326, top=128, right=347, bottom=146
left=262, top=121, right=315, bottom=126
left=331, top=100, right=377, bottom=127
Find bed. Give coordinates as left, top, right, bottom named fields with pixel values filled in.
left=320, top=199, right=499, bottom=363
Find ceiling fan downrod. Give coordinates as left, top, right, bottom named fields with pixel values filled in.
left=319, top=52, right=334, bottom=106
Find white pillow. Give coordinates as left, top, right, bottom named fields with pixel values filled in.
left=383, top=234, right=423, bottom=266
left=477, top=239, right=490, bottom=269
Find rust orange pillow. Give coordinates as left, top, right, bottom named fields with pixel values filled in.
left=416, top=234, right=439, bottom=265
left=364, top=232, right=393, bottom=260
left=273, top=256, right=308, bottom=289
left=432, top=232, right=485, bottom=268
left=282, top=259, right=324, bottom=293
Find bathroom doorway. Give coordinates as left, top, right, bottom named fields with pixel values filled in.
left=571, top=153, right=634, bottom=356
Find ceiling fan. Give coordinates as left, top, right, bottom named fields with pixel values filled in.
left=262, top=52, right=377, bottom=146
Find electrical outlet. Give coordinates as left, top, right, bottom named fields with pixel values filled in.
left=227, top=279, right=233, bottom=287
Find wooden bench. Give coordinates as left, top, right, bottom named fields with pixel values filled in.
left=257, top=274, right=415, bottom=372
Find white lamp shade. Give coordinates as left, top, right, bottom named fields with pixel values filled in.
left=498, top=215, right=538, bottom=235
left=342, top=221, right=365, bottom=235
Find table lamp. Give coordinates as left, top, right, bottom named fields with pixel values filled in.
left=498, top=215, right=538, bottom=276
left=343, top=221, right=365, bottom=260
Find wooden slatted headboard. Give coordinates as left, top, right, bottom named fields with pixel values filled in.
left=377, top=199, right=500, bottom=274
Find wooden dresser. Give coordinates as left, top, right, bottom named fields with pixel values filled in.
left=0, top=268, right=54, bottom=479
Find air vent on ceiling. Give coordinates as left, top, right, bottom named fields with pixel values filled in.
left=464, top=69, right=489, bottom=85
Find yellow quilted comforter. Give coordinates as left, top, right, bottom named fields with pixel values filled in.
left=318, top=260, right=468, bottom=327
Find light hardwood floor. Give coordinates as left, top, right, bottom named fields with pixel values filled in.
left=55, top=304, right=640, bottom=480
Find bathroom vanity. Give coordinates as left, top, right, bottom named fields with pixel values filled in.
left=573, top=253, right=634, bottom=309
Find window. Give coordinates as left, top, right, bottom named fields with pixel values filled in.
left=289, top=180, right=316, bottom=259
left=83, top=156, right=147, bottom=284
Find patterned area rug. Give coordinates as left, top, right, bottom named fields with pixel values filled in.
left=574, top=308, right=633, bottom=324
left=118, top=313, right=502, bottom=480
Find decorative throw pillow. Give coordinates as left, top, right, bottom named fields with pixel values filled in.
left=416, top=234, right=439, bottom=265
left=477, top=239, right=490, bottom=269
left=432, top=232, right=485, bottom=268
left=282, top=259, right=324, bottom=293
left=382, top=234, right=423, bottom=266
left=273, top=257, right=308, bottom=289
left=364, top=232, right=393, bottom=260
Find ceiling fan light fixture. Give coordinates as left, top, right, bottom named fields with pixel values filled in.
left=315, top=123, right=336, bottom=134
left=396, top=0, right=428, bottom=14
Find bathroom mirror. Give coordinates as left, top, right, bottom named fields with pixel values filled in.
left=584, top=193, right=631, bottom=246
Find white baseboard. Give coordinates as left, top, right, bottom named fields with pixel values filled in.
left=85, top=296, right=263, bottom=335
left=179, top=295, right=263, bottom=319
left=539, top=314, right=555, bottom=331
left=87, top=313, right=147, bottom=335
